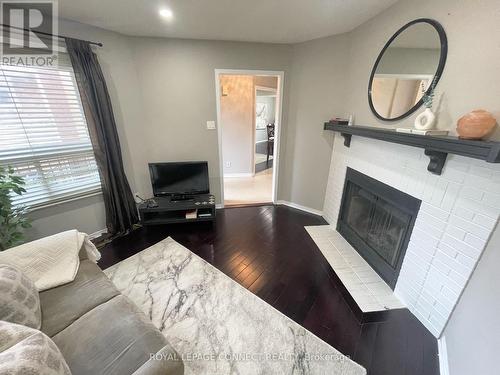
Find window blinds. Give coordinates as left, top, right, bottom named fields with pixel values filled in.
left=0, top=36, right=101, bottom=208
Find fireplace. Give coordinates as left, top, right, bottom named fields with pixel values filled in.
left=337, top=168, right=421, bottom=289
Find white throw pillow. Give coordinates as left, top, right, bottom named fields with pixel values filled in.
left=0, top=264, right=41, bottom=329
left=0, top=320, right=71, bottom=375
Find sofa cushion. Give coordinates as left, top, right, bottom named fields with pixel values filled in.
left=0, top=264, right=41, bottom=329
left=0, top=320, right=71, bottom=375
left=39, top=260, right=120, bottom=337
left=52, top=295, right=178, bottom=375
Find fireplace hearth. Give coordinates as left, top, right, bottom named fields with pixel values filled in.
left=337, top=168, right=421, bottom=288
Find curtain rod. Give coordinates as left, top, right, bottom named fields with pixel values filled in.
left=1, top=24, right=103, bottom=47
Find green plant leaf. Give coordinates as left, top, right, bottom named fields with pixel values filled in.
left=0, top=165, right=29, bottom=251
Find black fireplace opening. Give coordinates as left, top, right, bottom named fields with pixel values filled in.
left=337, top=168, right=421, bottom=289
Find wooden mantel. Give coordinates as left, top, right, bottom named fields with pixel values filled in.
left=324, top=122, right=500, bottom=175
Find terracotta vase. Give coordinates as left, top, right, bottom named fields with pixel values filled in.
left=457, top=110, right=497, bottom=140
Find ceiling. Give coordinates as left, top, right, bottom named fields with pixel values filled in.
left=58, top=0, right=399, bottom=44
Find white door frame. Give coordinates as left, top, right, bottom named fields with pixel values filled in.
left=214, top=69, right=284, bottom=208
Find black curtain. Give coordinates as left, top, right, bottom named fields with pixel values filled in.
left=66, top=38, right=138, bottom=236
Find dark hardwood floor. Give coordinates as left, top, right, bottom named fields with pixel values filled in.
left=99, top=205, right=439, bottom=375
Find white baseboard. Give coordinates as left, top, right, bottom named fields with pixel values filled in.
left=215, top=204, right=224, bottom=209
left=88, top=228, right=107, bottom=240
left=276, top=200, right=323, bottom=216
left=438, top=336, right=450, bottom=375
left=224, top=173, right=255, bottom=178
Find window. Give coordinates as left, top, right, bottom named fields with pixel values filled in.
left=0, top=42, right=101, bottom=208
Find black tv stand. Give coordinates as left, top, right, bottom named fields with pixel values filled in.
left=170, top=194, right=195, bottom=202
left=138, top=194, right=216, bottom=225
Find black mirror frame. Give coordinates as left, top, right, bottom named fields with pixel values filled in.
left=368, top=18, right=448, bottom=122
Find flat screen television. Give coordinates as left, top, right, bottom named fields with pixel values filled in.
left=149, top=161, right=209, bottom=197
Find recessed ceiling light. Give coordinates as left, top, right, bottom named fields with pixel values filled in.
left=159, top=8, right=173, bottom=19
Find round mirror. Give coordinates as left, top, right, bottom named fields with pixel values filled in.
left=368, top=19, right=447, bottom=121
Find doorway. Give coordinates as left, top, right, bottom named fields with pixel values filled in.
left=215, top=70, right=283, bottom=207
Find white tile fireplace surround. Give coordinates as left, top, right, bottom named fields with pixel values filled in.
left=322, top=135, right=500, bottom=337
left=306, top=225, right=406, bottom=312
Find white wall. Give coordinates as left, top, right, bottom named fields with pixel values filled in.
left=124, top=36, right=292, bottom=202
left=252, top=0, right=500, bottom=213
left=281, top=33, right=350, bottom=210
left=443, top=223, right=500, bottom=375
left=344, top=0, right=500, bottom=136
left=220, top=75, right=255, bottom=175
left=280, top=0, right=500, bottom=212
left=27, top=195, right=106, bottom=239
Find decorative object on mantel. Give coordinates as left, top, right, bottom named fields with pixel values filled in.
left=414, top=78, right=437, bottom=130
left=457, top=109, right=497, bottom=140
left=323, top=122, right=500, bottom=175
left=396, top=128, right=448, bottom=136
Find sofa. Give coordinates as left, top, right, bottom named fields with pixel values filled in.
left=0, top=229, right=185, bottom=375
left=32, top=244, right=184, bottom=375
left=0, top=240, right=184, bottom=375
